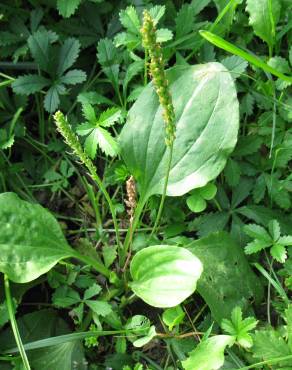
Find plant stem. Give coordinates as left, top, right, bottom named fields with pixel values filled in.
left=121, top=196, right=147, bottom=265
left=4, top=275, right=31, bottom=370
left=238, top=354, right=292, bottom=369
left=73, top=252, right=110, bottom=278
left=150, top=144, right=174, bottom=237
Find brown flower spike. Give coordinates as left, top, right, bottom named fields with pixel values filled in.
left=141, top=10, right=176, bottom=146
left=125, top=175, right=136, bottom=225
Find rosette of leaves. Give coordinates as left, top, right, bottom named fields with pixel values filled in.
left=221, top=306, right=258, bottom=349
left=12, top=29, right=86, bottom=113
left=76, top=103, right=121, bottom=159
left=244, top=219, right=292, bottom=263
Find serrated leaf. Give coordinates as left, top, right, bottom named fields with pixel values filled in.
left=252, top=329, right=291, bottom=367
left=253, top=174, right=266, bottom=203
left=102, top=245, right=117, bottom=268
left=268, top=56, right=291, bottom=74
left=60, top=69, right=86, bottom=85
left=243, top=224, right=271, bottom=242
left=149, top=5, right=165, bottom=25
left=182, top=335, right=234, bottom=370
left=119, top=6, right=140, bottom=34
left=278, top=235, right=292, bottom=246
left=12, top=74, right=50, bottom=95
left=221, top=306, right=257, bottom=349
left=246, top=0, right=281, bottom=48
left=123, top=60, right=144, bottom=93
left=156, top=28, right=173, bottom=43
left=44, top=85, right=60, bottom=113
left=221, top=55, right=248, bottom=79
left=268, top=219, right=280, bottom=241
left=57, top=0, right=81, bottom=18
left=98, top=107, right=121, bottom=127
left=57, top=38, right=80, bottom=76
left=224, top=158, right=241, bottom=187
left=83, top=284, right=102, bottom=300
left=244, top=239, right=270, bottom=255
left=85, top=127, right=119, bottom=158
left=270, top=244, right=287, bottom=263
left=0, top=31, right=20, bottom=46
left=190, top=0, right=212, bottom=15
left=175, top=4, right=196, bottom=39
left=82, top=103, right=96, bottom=123
left=97, top=38, right=120, bottom=90
left=85, top=300, right=112, bottom=317
left=28, top=29, right=51, bottom=72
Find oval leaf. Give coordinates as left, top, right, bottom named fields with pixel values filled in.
left=130, top=245, right=203, bottom=307
left=0, top=192, right=75, bottom=283
left=120, top=63, right=239, bottom=199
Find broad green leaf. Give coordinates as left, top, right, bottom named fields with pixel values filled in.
left=125, top=315, right=156, bottom=347
left=268, top=219, right=281, bottom=241
left=120, top=63, right=239, bottom=200
left=246, top=0, right=281, bottom=49
left=44, top=85, right=60, bottom=113
left=163, top=306, right=185, bottom=330
left=199, top=183, right=217, bottom=200
left=60, top=69, right=86, bottom=85
left=188, top=232, right=263, bottom=322
left=12, top=74, right=50, bottom=95
left=57, top=0, right=81, bottom=18
left=57, top=38, right=80, bottom=76
left=187, top=194, right=206, bottom=213
left=130, top=245, right=203, bottom=308
left=28, top=29, right=51, bottom=72
left=0, top=309, right=86, bottom=370
left=133, top=326, right=156, bottom=348
left=182, top=335, right=234, bottom=370
left=0, top=192, right=77, bottom=283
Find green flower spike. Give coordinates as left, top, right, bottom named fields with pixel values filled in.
left=141, top=10, right=175, bottom=146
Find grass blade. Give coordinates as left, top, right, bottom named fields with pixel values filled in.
left=199, top=30, right=292, bottom=83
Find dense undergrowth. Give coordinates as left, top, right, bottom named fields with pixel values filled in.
left=0, top=0, right=292, bottom=369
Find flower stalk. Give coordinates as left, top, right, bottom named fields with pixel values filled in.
left=53, top=111, right=120, bottom=249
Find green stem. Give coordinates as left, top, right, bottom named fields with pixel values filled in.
left=150, top=144, right=174, bottom=237
left=73, top=252, right=110, bottom=278
left=121, top=196, right=147, bottom=265
left=238, top=354, right=292, bottom=369
left=4, top=275, right=31, bottom=370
